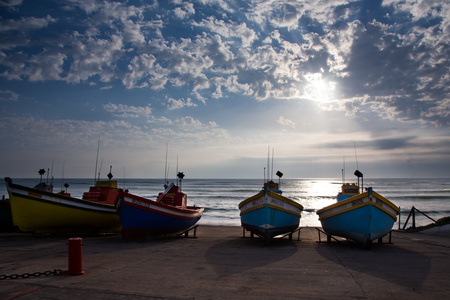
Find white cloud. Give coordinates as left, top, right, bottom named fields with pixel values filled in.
left=167, top=97, right=197, bottom=110
left=0, top=15, right=56, bottom=32
left=0, top=0, right=23, bottom=8
left=104, top=103, right=152, bottom=118
left=0, top=0, right=448, bottom=127
left=174, top=2, right=195, bottom=19
left=122, top=53, right=158, bottom=89
left=193, top=16, right=258, bottom=47
left=277, top=116, right=295, bottom=129
left=0, top=89, right=19, bottom=101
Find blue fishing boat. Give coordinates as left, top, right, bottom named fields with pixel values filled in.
left=239, top=171, right=304, bottom=245
left=316, top=170, right=400, bottom=248
left=115, top=172, right=204, bottom=239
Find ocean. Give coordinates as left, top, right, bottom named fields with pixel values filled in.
left=2, top=177, right=449, bottom=229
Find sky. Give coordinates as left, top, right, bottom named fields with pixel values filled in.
left=0, top=0, right=449, bottom=180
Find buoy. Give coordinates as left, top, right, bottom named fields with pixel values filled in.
left=61, top=237, right=85, bottom=275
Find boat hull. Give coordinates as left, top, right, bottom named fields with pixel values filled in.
left=6, top=181, right=122, bottom=234
left=317, top=188, right=400, bottom=248
left=116, top=192, right=204, bottom=239
left=239, top=190, right=303, bottom=244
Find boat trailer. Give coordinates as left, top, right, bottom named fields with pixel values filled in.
left=177, top=225, right=199, bottom=238
left=315, top=227, right=393, bottom=245
left=241, top=227, right=303, bottom=241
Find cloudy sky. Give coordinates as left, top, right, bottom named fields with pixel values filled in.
left=0, top=0, right=449, bottom=179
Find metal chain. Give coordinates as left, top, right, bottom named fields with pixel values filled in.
left=0, top=269, right=61, bottom=280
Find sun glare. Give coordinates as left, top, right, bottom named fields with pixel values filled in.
left=304, top=72, right=335, bottom=102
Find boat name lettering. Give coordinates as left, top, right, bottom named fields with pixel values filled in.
left=352, top=199, right=363, bottom=206
left=270, top=199, right=284, bottom=207
left=252, top=198, right=264, bottom=206
left=132, top=199, right=151, bottom=209
left=376, top=199, right=383, bottom=206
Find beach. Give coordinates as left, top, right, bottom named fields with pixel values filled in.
left=1, top=225, right=449, bottom=299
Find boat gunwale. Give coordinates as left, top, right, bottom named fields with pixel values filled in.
left=239, top=203, right=265, bottom=216
left=316, top=189, right=399, bottom=215
left=317, top=190, right=400, bottom=221
left=238, top=191, right=303, bottom=211
left=318, top=200, right=398, bottom=221
left=371, top=190, right=400, bottom=212
left=267, top=190, right=304, bottom=210
left=238, top=191, right=265, bottom=209
left=239, top=193, right=303, bottom=217
left=267, top=203, right=302, bottom=217
left=6, top=180, right=119, bottom=210
left=8, top=190, right=118, bottom=214
left=119, top=193, right=205, bottom=219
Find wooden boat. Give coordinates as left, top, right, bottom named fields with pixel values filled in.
left=116, top=172, right=204, bottom=239
left=4, top=172, right=122, bottom=234
left=316, top=170, right=400, bottom=248
left=238, top=172, right=304, bottom=245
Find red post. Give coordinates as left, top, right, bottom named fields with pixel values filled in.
left=61, top=237, right=85, bottom=275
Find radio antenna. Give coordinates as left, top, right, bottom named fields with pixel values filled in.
left=164, top=143, right=169, bottom=186
left=266, top=146, right=270, bottom=183
left=271, top=148, right=274, bottom=182
left=354, top=141, right=359, bottom=170
left=94, top=137, right=100, bottom=184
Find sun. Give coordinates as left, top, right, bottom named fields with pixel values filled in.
left=304, top=72, right=335, bottom=102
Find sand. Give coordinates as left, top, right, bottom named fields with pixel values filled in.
left=1, top=226, right=449, bottom=299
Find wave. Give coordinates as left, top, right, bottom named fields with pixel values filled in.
left=390, top=195, right=450, bottom=201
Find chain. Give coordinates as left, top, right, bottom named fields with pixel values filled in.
left=0, top=269, right=62, bottom=280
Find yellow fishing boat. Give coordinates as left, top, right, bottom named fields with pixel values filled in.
left=5, top=177, right=122, bottom=234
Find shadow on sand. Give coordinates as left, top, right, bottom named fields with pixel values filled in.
left=315, top=241, right=431, bottom=291
left=205, top=236, right=298, bottom=278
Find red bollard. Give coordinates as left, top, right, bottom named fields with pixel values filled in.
left=61, top=237, right=85, bottom=275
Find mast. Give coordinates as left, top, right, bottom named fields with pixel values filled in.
left=94, top=137, right=100, bottom=184
left=271, top=148, right=274, bottom=182
left=266, top=146, right=270, bottom=183
left=50, top=158, right=54, bottom=187
left=164, top=143, right=169, bottom=186
left=61, top=160, right=65, bottom=191
left=98, top=158, right=103, bottom=181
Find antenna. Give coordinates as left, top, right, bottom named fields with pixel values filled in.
left=123, top=166, right=126, bottom=191
left=276, top=170, right=283, bottom=185
left=94, top=137, right=100, bottom=184
left=61, top=160, right=65, bottom=191
left=354, top=141, right=359, bottom=170
left=164, top=143, right=169, bottom=186
left=264, top=167, right=266, bottom=183
left=266, top=146, right=270, bottom=183
left=39, top=168, right=45, bottom=183
left=51, top=158, right=54, bottom=187
left=98, top=158, right=103, bottom=180
left=271, top=148, right=274, bottom=182
left=107, top=165, right=113, bottom=181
